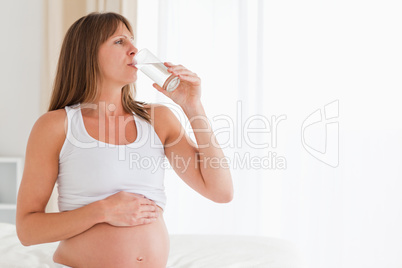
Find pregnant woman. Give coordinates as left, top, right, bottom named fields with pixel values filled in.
left=16, top=12, right=233, bottom=268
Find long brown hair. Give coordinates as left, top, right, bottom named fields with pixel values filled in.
left=48, top=12, right=150, bottom=122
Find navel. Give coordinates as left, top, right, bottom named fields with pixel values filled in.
left=136, top=256, right=144, bottom=262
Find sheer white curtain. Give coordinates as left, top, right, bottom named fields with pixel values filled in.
left=136, top=0, right=269, bottom=236
left=136, top=1, right=402, bottom=268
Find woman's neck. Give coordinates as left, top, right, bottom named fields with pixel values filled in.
left=83, top=85, right=127, bottom=117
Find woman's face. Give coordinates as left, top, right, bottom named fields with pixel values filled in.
left=97, top=23, right=138, bottom=87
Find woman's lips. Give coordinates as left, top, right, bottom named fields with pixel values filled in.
left=128, top=59, right=138, bottom=68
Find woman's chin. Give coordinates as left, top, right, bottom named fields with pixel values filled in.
left=128, top=75, right=137, bottom=84
left=121, top=78, right=137, bottom=87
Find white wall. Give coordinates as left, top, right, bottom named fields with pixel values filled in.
left=0, top=0, right=44, bottom=157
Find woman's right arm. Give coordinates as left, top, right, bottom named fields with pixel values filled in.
left=16, top=110, right=158, bottom=246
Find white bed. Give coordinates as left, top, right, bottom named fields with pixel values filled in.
left=0, top=223, right=306, bottom=268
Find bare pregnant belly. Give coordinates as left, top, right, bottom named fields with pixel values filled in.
left=53, top=207, right=169, bottom=268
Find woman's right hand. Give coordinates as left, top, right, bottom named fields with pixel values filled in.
left=102, top=191, right=159, bottom=227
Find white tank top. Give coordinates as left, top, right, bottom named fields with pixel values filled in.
left=57, top=103, right=166, bottom=212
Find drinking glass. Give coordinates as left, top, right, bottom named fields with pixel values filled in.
left=134, top=49, right=180, bottom=92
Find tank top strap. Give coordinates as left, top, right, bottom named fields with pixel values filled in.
left=133, top=113, right=163, bottom=148
left=68, top=103, right=93, bottom=142
left=59, top=103, right=95, bottom=159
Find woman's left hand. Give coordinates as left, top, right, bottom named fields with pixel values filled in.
left=153, top=62, right=201, bottom=109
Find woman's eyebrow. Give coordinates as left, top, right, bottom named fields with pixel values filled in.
left=113, top=35, right=134, bottom=40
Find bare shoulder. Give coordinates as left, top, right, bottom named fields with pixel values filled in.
left=28, top=109, right=67, bottom=157
left=33, top=109, right=66, bottom=136
left=143, top=103, right=183, bottom=145
left=35, top=109, right=66, bottom=125
left=144, top=103, right=176, bottom=120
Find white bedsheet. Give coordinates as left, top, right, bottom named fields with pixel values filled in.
left=0, top=223, right=57, bottom=268
left=0, top=223, right=306, bottom=268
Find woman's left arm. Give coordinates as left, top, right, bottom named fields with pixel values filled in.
left=152, top=63, right=233, bottom=203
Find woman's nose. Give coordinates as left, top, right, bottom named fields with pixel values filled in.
left=129, top=43, right=138, bottom=55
